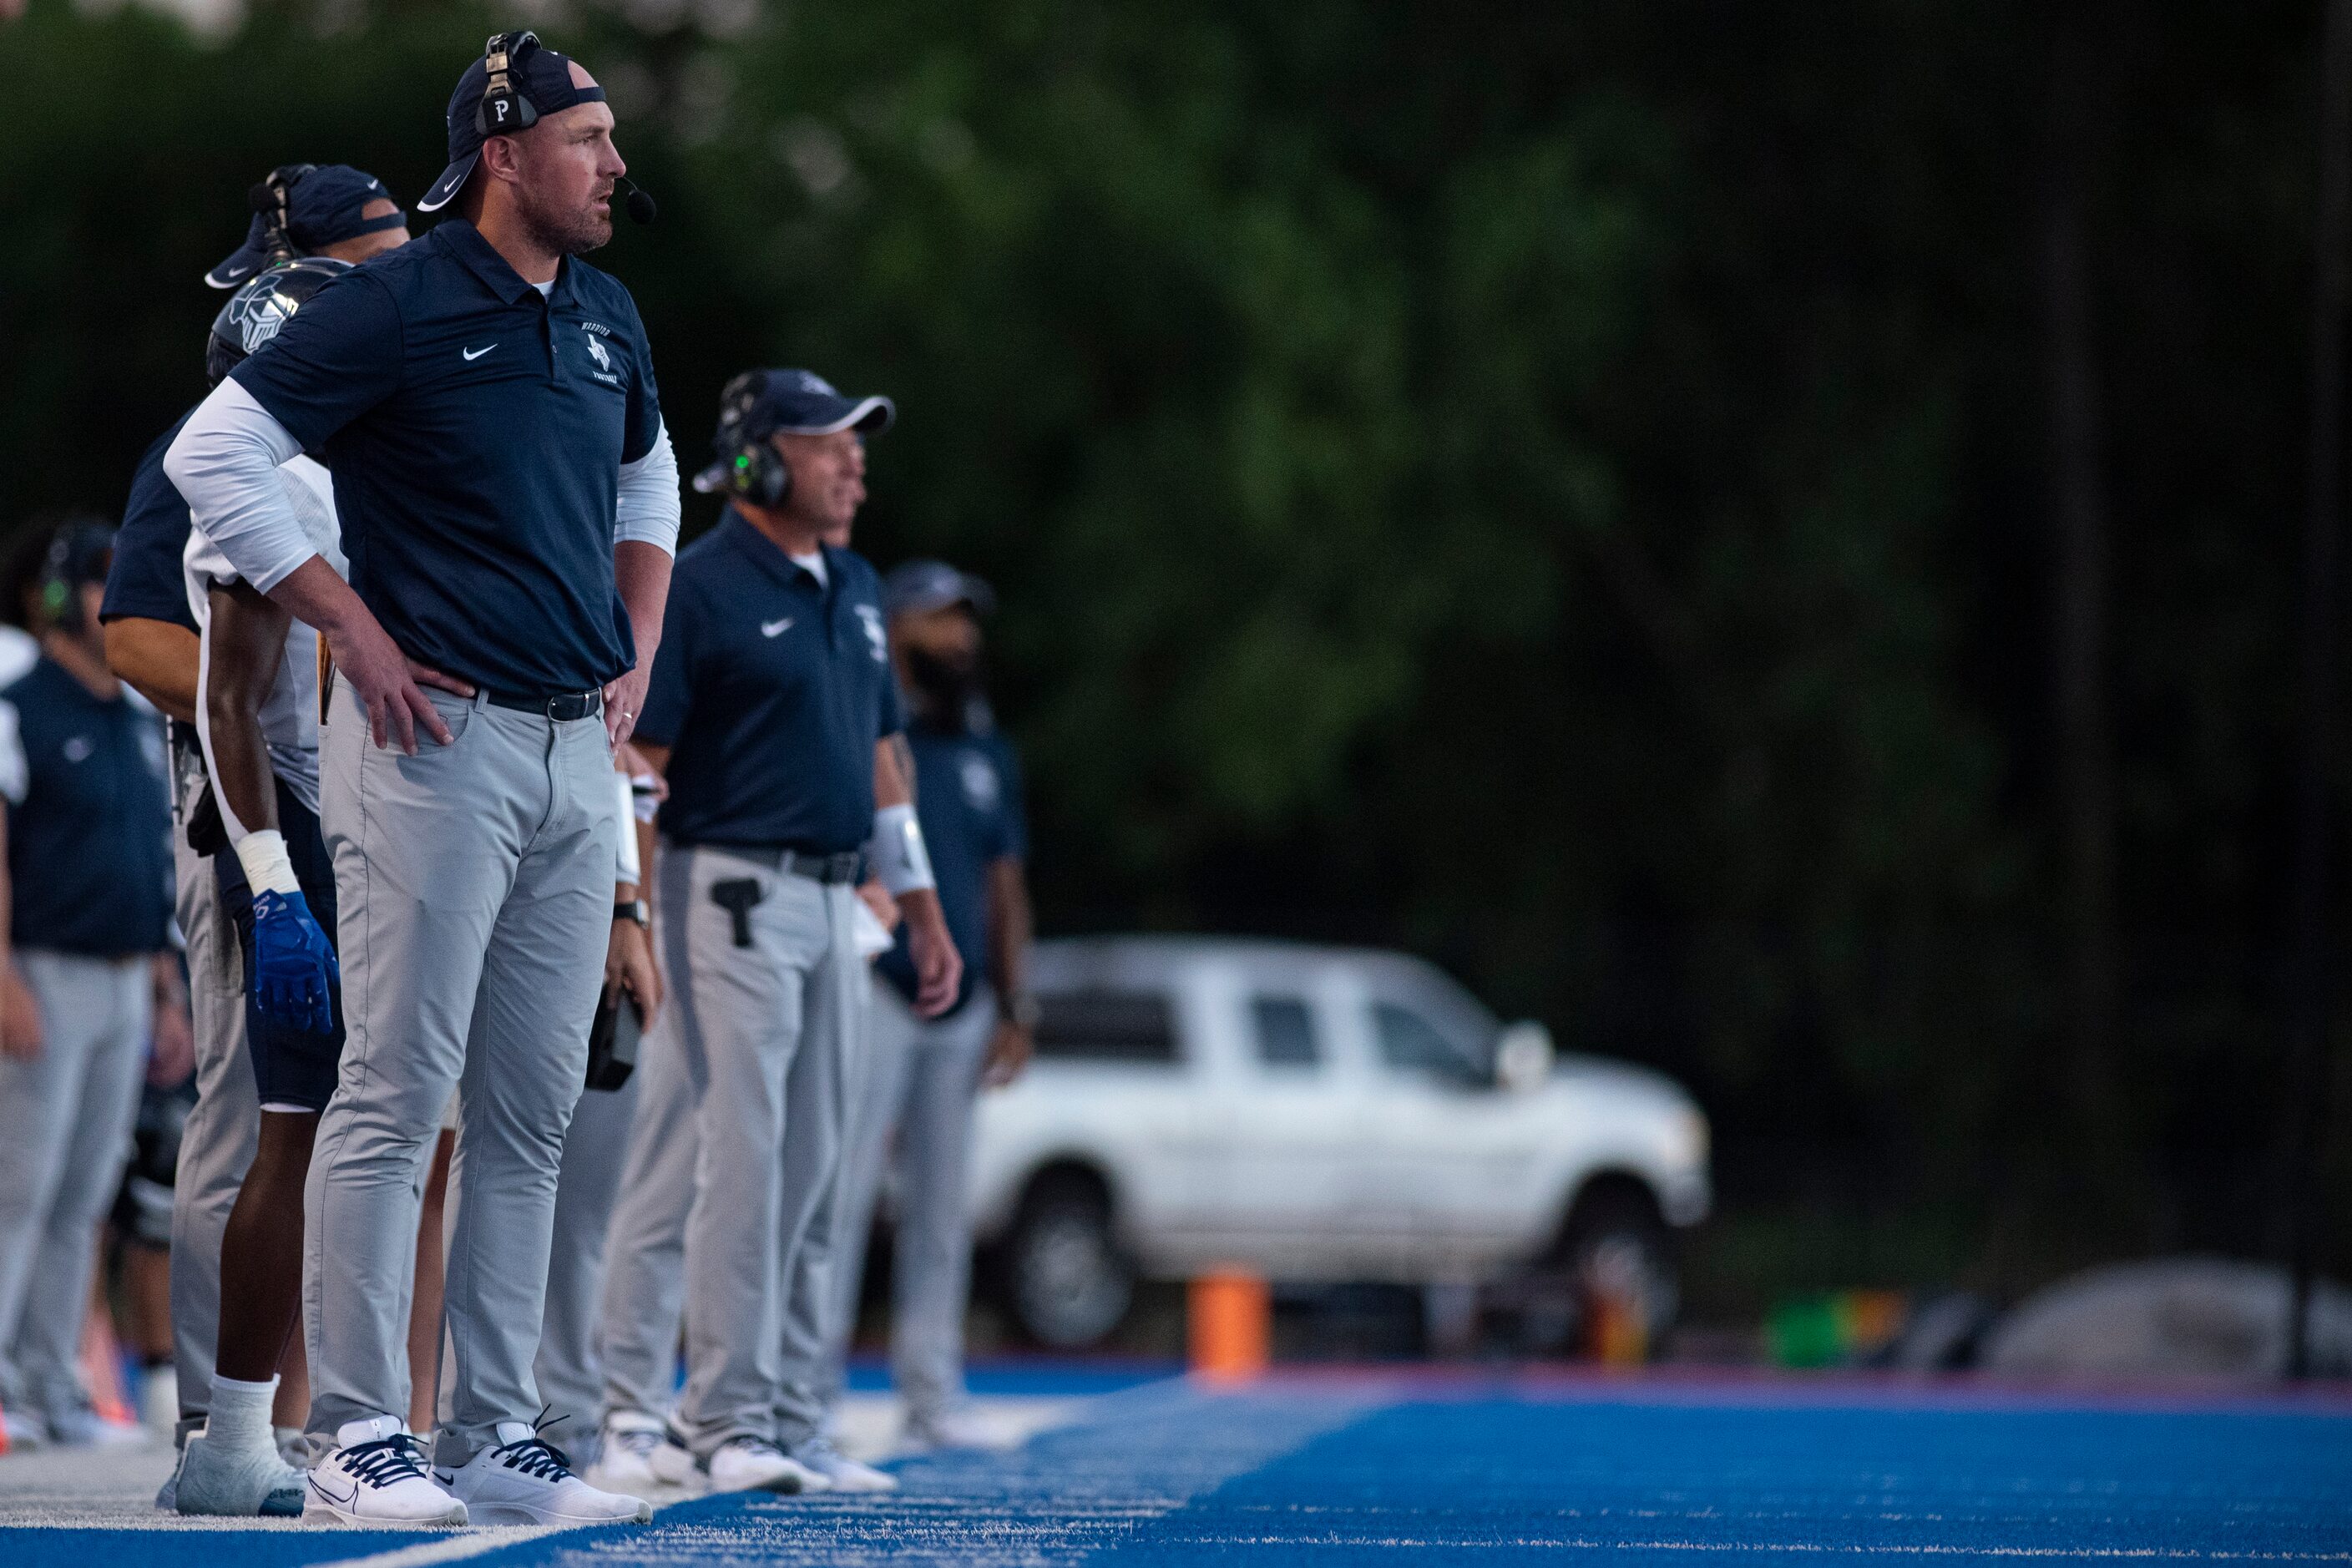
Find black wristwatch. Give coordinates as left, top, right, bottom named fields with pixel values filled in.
left=614, top=898, right=649, bottom=928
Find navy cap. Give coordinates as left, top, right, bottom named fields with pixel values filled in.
left=883, top=559, right=996, bottom=620
left=418, top=33, right=608, bottom=214
left=693, top=368, right=896, bottom=493
left=205, top=165, right=405, bottom=289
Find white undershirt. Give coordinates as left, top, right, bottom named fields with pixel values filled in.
left=790, top=549, right=827, bottom=587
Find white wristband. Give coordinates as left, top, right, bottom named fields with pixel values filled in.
left=614, top=772, right=641, bottom=887
left=233, top=829, right=301, bottom=898
left=868, top=802, right=935, bottom=895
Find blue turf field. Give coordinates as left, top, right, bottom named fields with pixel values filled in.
left=7, top=1372, right=2347, bottom=1565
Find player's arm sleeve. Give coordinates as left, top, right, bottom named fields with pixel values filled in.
left=614, top=420, right=680, bottom=554
left=629, top=579, right=695, bottom=747
left=0, top=703, right=25, bottom=807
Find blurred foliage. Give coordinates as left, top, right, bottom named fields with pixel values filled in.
left=2, top=0, right=2344, bottom=1297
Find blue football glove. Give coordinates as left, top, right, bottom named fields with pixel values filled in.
left=251, top=888, right=338, bottom=1036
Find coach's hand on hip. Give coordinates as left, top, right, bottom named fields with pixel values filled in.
left=279, top=558, right=475, bottom=751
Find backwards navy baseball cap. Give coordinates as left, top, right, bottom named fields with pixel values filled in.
left=692, top=369, right=896, bottom=493
left=205, top=165, right=406, bottom=289
left=883, top=560, right=996, bottom=620
left=417, top=32, right=607, bottom=214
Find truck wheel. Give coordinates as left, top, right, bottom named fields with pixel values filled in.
left=1004, top=1173, right=1133, bottom=1348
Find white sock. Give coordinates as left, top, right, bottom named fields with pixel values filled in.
left=207, top=1374, right=277, bottom=1454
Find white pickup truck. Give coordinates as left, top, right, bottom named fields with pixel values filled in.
left=968, top=936, right=1711, bottom=1351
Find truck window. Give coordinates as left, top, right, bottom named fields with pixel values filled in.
left=1034, top=990, right=1179, bottom=1064
left=1372, top=1000, right=1480, bottom=1085
left=1251, top=995, right=1319, bottom=1068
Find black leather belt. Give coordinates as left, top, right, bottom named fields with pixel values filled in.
left=693, top=843, right=865, bottom=885
left=484, top=689, right=604, bottom=721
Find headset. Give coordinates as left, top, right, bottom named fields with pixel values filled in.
left=468, top=31, right=660, bottom=223
left=37, top=524, right=109, bottom=636
left=477, top=31, right=540, bottom=136
left=711, top=372, right=793, bottom=508
left=245, top=163, right=318, bottom=266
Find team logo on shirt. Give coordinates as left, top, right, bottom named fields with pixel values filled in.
left=580, top=326, right=621, bottom=387
left=855, top=604, right=888, bottom=662
left=960, top=752, right=1000, bottom=812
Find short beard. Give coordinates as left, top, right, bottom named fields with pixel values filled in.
left=514, top=175, right=612, bottom=258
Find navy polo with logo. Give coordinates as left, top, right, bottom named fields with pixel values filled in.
left=877, top=720, right=1026, bottom=1016
left=0, top=659, right=175, bottom=955
left=99, top=408, right=200, bottom=634
left=228, top=218, right=663, bottom=700
left=636, top=512, right=903, bottom=855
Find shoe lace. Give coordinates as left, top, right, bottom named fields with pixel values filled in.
left=495, top=1408, right=574, bottom=1482
left=345, top=1434, right=432, bottom=1490
left=613, top=1424, right=662, bottom=1458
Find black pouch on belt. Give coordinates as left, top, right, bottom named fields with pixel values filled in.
left=711, top=878, right=765, bottom=948
left=585, top=991, right=641, bottom=1092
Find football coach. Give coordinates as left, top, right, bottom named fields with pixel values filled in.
left=166, top=32, right=677, bottom=1528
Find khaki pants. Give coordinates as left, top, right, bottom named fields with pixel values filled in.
left=666, top=846, right=867, bottom=1455
left=304, top=680, right=615, bottom=1464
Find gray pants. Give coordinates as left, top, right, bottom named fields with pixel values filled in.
left=168, top=771, right=256, bottom=1430
left=670, top=846, right=867, bottom=1455
left=529, top=1056, right=641, bottom=1448
left=594, top=953, right=698, bottom=1421
left=824, top=980, right=994, bottom=1424
left=0, top=951, right=151, bottom=1425
left=305, top=680, right=615, bottom=1464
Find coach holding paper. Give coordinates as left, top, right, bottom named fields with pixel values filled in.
left=166, top=33, right=676, bottom=1529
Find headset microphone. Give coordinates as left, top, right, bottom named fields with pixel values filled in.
left=616, top=175, right=657, bottom=225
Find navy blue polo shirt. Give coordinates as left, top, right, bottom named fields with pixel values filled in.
left=228, top=219, right=663, bottom=699
left=877, top=720, right=1026, bottom=1015
left=99, top=409, right=200, bottom=633
left=0, top=659, right=175, bottom=956
left=638, top=513, right=903, bottom=854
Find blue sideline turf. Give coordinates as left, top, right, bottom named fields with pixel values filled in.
left=7, top=1376, right=2347, bottom=1565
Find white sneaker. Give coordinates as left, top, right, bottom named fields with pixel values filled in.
left=3, top=1408, right=48, bottom=1453
left=303, top=1416, right=467, bottom=1526
left=154, top=1442, right=182, bottom=1510
left=175, top=1427, right=307, bottom=1517
left=903, top=1406, right=1025, bottom=1454
left=791, top=1434, right=898, bottom=1494
left=439, top=1420, right=651, bottom=1526
left=47, top=1404, right=150, bottom=1449
left=704, top=1434, right=829, bottom=1495
left=584, top=1410, right=668, bottom=1492
left=648, top=1423, right=701, bottom=1488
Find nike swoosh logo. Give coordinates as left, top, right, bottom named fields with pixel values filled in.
left=761, top=618, right=793, bottom=637
left=309, top=1474, right=357, bottom=1507
left=463, top=344, right=496, bottom=362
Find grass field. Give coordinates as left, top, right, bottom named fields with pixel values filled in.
left=3, top=1366, right=2345, bottom=1565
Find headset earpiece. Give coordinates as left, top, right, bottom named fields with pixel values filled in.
left=477, top=31, right=541, bottom=137
left=248, top=163, right=316, bottom=267
left=39, top=530, right=81, bottom=636
left=716, top=372, right=792, bottom=508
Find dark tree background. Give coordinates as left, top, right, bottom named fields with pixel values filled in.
left=2, top=0, right=2344, bottom=1315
